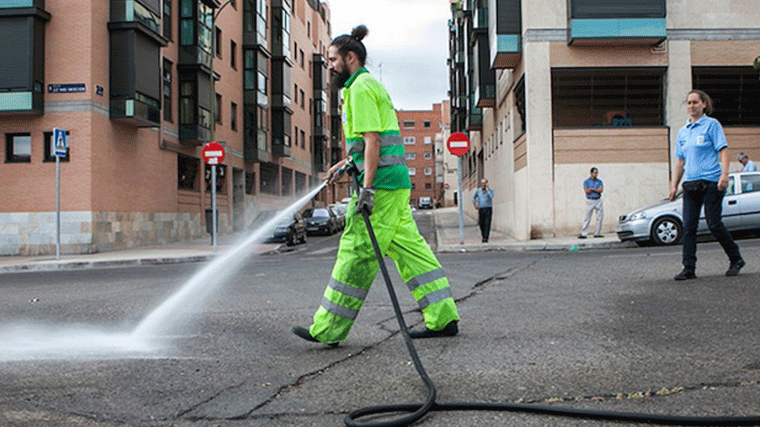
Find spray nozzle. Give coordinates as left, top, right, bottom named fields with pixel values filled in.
left=329, top=159, right=359, bottom=182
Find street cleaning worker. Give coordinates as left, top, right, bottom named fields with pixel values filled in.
left=292, top=25, right=460, bottom=346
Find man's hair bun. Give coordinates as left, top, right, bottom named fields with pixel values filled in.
left=351, top=25, right=368, bottom=42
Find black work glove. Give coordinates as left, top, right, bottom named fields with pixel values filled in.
left=356, top=188, right=375, bottom=215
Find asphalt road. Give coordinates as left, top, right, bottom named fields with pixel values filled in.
left=1, top=220, right=759, bottom=427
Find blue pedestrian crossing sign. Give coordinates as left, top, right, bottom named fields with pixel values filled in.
left=53, top=128, right=68, bottom=157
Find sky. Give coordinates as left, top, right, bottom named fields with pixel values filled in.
left=324, top=0, right=452, bottom=111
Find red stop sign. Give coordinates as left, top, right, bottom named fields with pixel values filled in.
left=202, top=141, right=225, bottom=165
left=446, top=132, right=470, bottom=157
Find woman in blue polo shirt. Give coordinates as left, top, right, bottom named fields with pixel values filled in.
left=669, top=90, right=745, bottom=280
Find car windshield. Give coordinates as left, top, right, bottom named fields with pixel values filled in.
left=304, top=208, right=329, bottom=218
left=331, top=205, right=346, bottom=214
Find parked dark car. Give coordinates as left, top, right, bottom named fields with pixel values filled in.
left=254, top=210, right=307, bottom=246
left=303, top=207, right=340, bottom=235
left=329, top=204, right=347, bottom=230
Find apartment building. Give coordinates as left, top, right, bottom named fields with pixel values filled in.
left=449, top=0, right=760, bottom=240
left=0, top=0, right=341, bottom=255
left=397, top=105, right=443, bottom=208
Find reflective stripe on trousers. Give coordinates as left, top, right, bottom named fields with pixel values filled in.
left=308, top=189, right=460, bottom=343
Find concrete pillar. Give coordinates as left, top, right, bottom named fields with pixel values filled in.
left=666, top=40, right=693, bottom=183
left=523, top=40, right=554, bottom=239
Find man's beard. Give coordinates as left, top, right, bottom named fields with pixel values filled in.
left=331, top=69, right=351, bottom=90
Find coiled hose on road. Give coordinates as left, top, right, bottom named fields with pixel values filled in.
left=345, top=170, right=760, bottom=427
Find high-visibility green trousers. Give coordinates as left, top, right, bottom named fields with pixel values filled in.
left=309, top=188, right=460, bottom=343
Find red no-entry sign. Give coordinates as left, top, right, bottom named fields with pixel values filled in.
left=446, top=132, right=470, bottom=157
left=202, top=141, right=225, bottom=165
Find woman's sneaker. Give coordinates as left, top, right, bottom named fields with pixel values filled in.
left=674, top=268, right=696, bottom=281
left=726, top=259, right=746, bottom=277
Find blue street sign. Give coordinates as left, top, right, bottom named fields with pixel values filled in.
left=53, top=128, right=68, bottom=157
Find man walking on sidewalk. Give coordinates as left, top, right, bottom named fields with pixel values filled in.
left=472, top=179, right=494, bottom=242
left=579, top=167, right=604, bottom=239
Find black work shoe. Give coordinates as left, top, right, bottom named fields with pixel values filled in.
left=593, top=234, right=604, bottom=238
left=674, top=268, right=696, bottom=281
left=292, top=326, right=339, bottom=347
left=726, top=259, right=746, bottom=277
left=577, top=234, right=587, bottom=239
left=409, top=320, right=458, bottom=339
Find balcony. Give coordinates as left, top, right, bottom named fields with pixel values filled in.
left=271, top=0, right=291, bottom=61
left=472, top=32, right=495, bottom=108
left=0, top=0, right=50, bottom=115
left=178, top=69, right=213, bottom=142
left=109, top=1, right=167, bottom=127
left=244, top=126, right=267, bottom=162
left=467, top=106, right=483, bottom=132
left=243, top=0, right=268, bottom=51
left=489, top=0, right=521, bottom=69
left=271, top=108, right=291, bottom=158
left=568, top=0, right=666, bottom=45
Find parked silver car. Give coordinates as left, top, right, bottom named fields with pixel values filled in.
left=616, top=172, right=760, bottom=246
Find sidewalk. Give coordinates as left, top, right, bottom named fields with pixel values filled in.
left=0, top=207, right=632, bottom=273
left=0, top=234, right=281, bottom=274
left=433, top=206, right=633, bottom=253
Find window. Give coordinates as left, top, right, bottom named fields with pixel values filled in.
left=424, top=136, right=432, bottom=144
left=163, top=59, right=173, bottom=122
left=215, top=27, right=222, bottom=57
left=692, top=67, right=760, bottom=126
left=230, top=40, right=237, bottom=69
left=5, top=133, right=31, bottom=163
left=231, top=102, right=238, bottom=131
left=178, top=154, right=200, bottom=190
left=424, top=120, right=431, bottom=127
left=299, top=89, right=305, bottom=109
left=163, top=0, right=172, bottom=40
left=424, top=152, right=432, bottom=160
left=742, top=174, right=760, bottom=194
left=43, top=131, right=70, bottom=162
left=403, top=137, right=416, bottom=145
left=551, top=68, right=665, bottom=127
left=180, top=80, right=195, bottom=125
left=425, top=183, right=432, bottom=189
left=403, top=120, right=415, bottom=128
left=294, top=125, right=298, bottom=148
left=300, top=129, right=305, bottom=148
left=294, top=84, right=298, bottom=104
left=293, top=41, right=298, bottom=61
left=514, top=75, right=526, bottom=134
left=258, top=71, right=267, bottom=95
left=408, top=167, right=416, bottom=175
left=299, top=49, right=304, bottom=68
left=404, top=152, right=416, bottom=160
left=215, top=93, right=222, bottom=123
left=424, top=167, right=432, bottom=175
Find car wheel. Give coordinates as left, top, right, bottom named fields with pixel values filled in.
left=651, top=217, right=682, bottom=245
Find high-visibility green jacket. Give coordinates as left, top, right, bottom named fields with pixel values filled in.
left=342, top=68, right=411, bottom=190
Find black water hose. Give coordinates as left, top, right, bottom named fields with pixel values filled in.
left=343, top=170, right=760, bottom=427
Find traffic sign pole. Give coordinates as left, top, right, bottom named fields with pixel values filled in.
left=457, top=157, right=464, bottom=245
left=202, top=142, right=225, bottom=248
left=211, top=165, right=217, bottom=248
left=53, top=128, right=68, bottom=260
left=446, top=132, right=471, bottom=246
left=56, top=154, right=61, bottom=259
